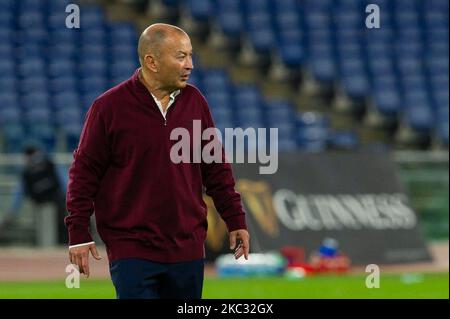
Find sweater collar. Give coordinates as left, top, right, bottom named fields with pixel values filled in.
left=131, top=68, right=183, bottom=101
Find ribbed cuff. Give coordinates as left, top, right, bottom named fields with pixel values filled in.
left=68, top=225, right=94, bottom=246
left=224, top=213, right=247, bottom=233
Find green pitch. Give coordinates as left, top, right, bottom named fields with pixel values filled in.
left=0, top=272, right=447, bottom=299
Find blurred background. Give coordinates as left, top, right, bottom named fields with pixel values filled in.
left=0, top=0, right=448, bottom=298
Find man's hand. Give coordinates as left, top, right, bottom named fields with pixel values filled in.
left=229, top=229, right=250, bottom=260
left=69, top=243, right=102, bottom=278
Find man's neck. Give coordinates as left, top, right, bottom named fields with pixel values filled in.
left=139, top=68, right=172, bottom=102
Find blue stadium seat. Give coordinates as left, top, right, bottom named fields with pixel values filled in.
left=245, top=0, right=271, bottom=13
left=274, top=0, right=299, bottom=12
left=0, top=28, right=13, bottom=44
left=277, top=138, right=298, bottom=152
left=206, top=91, right=232, bottom=110
left=373, top=88, right=402, bottom=117
left=296, top=111, right=330, bottom=151
left=80, top=76, right=108, bottom=94
left=0, top=107, right=21, bottom=125
left=405, top=106, right=434, bottom=133
left=18, top=58, right=46, bottom=78
left=111, top=61, right=137, bottom=84
left=48, top=42, right=77, bottom=60
left=20, top=77, right=48, bottom=94
left=48, top=59, right=76, bottom=77
left=48, top=0, right=73, bottom=13
left=236, top=106, right=264, bottom=127
left=49, top=76, right=77, bottom=94
left=27, top=124, right=57, bottom=153
left=80, top=5, right=105, bottom=30
left=0, top=43, right=13, bottom=61
left=53, top=91, right=80, bottom=110
left=342, top=73, right=370, bottom=99
left=308, top=51, right=336, bottom=84
left=0, top=11, right=14, bottom=29
left=0, top=76, right=16, bottom=94
left=48, top=12, right=69, bottom=30
left=432, top=88, right=449, bottom=110
left=234, top=85, right=262, bottom=109
left=188, top=0, right=213, bottom=21
left=18, top=27, right=48, bottom=46
left=109, top=22, right=137, bottom=44
left=371, top=74, right=401, bottom=115
left=246, top=12, right=276, bottom=53
left=79, top=44, right=106, bottom=60
left=111, top=45, right=138, bottom=63
left=187, top=72, right=202, bottom=90
left=328, top=130, right=359, bottom=150
left=264, top=99, right=296, bottom=123
left=2, top=124, right=26, bottom=153
left=18, top=11, right=44, bottom=30
left=296, top=112, right=329, bottom=128
left=201, top=70, right=230, bottom=94
left=218, top=10, right=243, bottom=37
left=0, top=60, right=15, bottom=77
left=80, top=28, right=106, bottom=45
left=210, top=106, right=234, bottom=124
left=55, top=107, right=83, bottom=127
left=62, top=123, right=83, bottom=152
left=368, top=57, right=395, bottom=77
left=0, top=93, right=19, bottom=110
left=49, top=28, right=78, bottom=45
left=24, top=107, right=52, bottom=125
left=79, top=59, right=107, bottom=78
left=437, top=122, right=449, bottom=146
left=297, top=127, right=328, bottom=152
left=279, top=39, right=305, bottom=68
left=22, top=92, right=50, bottom=111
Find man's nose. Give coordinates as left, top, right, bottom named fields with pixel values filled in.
left=185, top=56, right=194, bottom=70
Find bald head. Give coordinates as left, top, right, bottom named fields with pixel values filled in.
left=138, top=23, right=188, bottom=66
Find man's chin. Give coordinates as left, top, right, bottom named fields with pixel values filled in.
left=177, top=81, right=188, bottom=89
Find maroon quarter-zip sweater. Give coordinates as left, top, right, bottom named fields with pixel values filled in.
left=65, top=69, right=247, bottom=263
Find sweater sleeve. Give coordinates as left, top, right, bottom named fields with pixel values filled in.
left=199, top=95, right=247, bottom=232
left=65, top=101, right=110, bottom=245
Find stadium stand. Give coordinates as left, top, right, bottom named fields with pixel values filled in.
left=0, top=0, right=448, bottom=154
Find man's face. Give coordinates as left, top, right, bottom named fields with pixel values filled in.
left=155, top=33, right=193, bottom=90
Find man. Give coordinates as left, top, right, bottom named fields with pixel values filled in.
left=0, top=144, right=68, bottom=247
left=65, top=23, right=250, bottom=299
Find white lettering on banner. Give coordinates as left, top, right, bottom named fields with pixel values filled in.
left=340, top=195, right=373, bottom=227
left=273, top=191, right=322, bottom=231
left=313, top=196, right=343, bottom=230
left=315, top=195, right=361, bottom=229
left=273, top=192, right=418, bottom=231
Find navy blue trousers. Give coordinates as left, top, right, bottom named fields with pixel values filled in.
left=109, top=258, right=204, bottom=299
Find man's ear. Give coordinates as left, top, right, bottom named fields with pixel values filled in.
left=145, top=54, right=158, bottom=73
